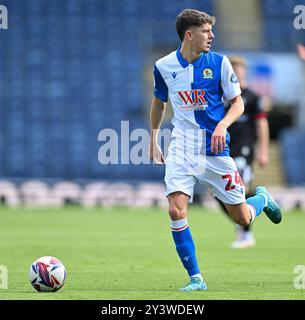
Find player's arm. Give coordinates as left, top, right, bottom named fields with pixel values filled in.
left=149, top=96, right=166, bottom=164
left=211, top=95, right=244, bottom=154
left=255, top=117, right=269, bottom=166
left=211, top=56, right=244, bottom=154
left=220, top=95, right=245, bottom=128
left=254, top=97, right=270, bottom=167
left=149, top=63, right=168, bottom=164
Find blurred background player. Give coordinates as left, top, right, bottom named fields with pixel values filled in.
left=297, top=43, right=305, bottom=61
left=217, top=56, right=270, bottom=249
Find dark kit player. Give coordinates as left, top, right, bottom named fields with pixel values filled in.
left=219, top=56, right=270, bottom=249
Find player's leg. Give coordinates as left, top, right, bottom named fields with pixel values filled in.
left=168, top=191, right=207, bottom=292
left=224, top=184, right=282, bottom=227
left=214, top=195, right=256, bottom=248
left=223, top=201, right=259, bottom=226
left=230, top=161, right=256, bottom=248
left=198, top=156, right=282, bottom=228
left=164, top=149, right=207, bottom=292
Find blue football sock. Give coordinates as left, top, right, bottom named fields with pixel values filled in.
left=246, top=193, right=266, bottom=221
left=171, top=218, right=201, bottom=277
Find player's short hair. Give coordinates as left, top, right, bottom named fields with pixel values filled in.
left=229, top=56, right=247, bottom=68
left=176, top=9, right=216, bottom=41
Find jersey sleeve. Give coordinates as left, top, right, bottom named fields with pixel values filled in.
left=153, top=64, right=168, bottom=102
left=221, top=56, right=242, bottom=100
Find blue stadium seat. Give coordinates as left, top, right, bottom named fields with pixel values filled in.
left=280, top=128, right=305, bottom=185
left=4, top=0, right=297, bottom=182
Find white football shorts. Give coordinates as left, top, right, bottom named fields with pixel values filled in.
left=164, top=150, right=246, bottom=204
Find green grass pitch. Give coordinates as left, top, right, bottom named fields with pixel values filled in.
left=0, top=205, right=304, bottom=300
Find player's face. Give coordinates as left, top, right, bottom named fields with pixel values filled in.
left=189, top=23, right=214, bottom=53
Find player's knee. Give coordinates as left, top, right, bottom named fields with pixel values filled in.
left=168, top=207, right=187, bottom=220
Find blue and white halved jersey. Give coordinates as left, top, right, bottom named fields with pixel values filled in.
left=153, top=48, right=241, bottom=156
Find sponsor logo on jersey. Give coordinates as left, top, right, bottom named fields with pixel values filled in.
left=177, top=89, right=208, bottom=111
left=202, top=68, right=213, bottom=79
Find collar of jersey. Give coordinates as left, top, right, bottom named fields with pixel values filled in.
left=176, top=46, right=205, bottom=68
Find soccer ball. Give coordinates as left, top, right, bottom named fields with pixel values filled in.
left=29, top=256, right=67, bottom=292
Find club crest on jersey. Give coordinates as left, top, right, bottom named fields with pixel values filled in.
left=202, top=68, right=213, bottom=79
left=177, top=89, right=208, bottom=111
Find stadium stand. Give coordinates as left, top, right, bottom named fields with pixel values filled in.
left=0, top=0, right=305, bottom=208
left=280, top=127, right=305, bottom=185
left=261, top=0, right=305, bottom=51
left=0, top=0, right=213, bottom=181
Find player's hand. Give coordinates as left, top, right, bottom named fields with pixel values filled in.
left=257, top=153, right=269, bottom=167
left=211, top=122, right=227, bottom=154
left=149, top=141, right=164, bottom=164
